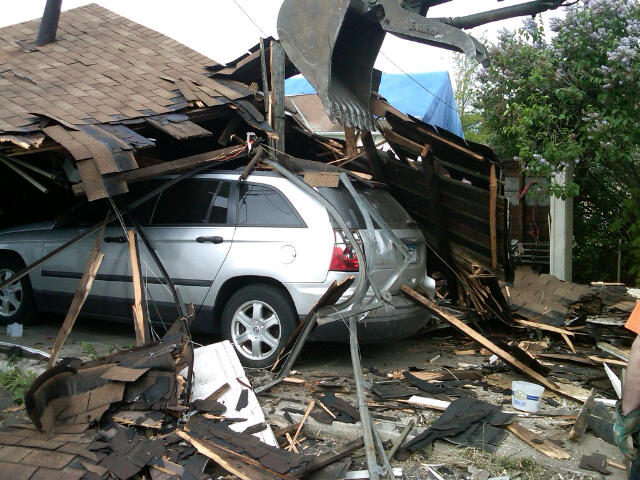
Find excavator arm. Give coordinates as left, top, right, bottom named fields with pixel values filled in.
left=278, top=0, right=567, bottom=130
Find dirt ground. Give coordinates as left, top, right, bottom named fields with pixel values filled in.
left=0, top=313, right=625, bottom=480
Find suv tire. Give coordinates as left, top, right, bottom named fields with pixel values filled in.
left=0, top=253, right=37, bottom=326
left=221, top=284, right=296, bottom=368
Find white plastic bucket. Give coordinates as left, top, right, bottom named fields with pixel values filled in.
left=6, top=322, right=23, bottom=338
left=512, top=381, right=545, bottom=412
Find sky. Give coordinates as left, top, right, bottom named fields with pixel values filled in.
left=2, top=0, right=567, bottom=82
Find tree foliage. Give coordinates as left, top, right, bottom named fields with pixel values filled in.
left=452, top=52, right=487, bottom=143
left=473, top=0, right=640, bottom=284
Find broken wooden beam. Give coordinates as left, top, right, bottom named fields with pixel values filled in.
left=128, top=229, right=149, bottom=346
left=47, top=217, right=107, bottom=367
left=72, top=144, right=246, bottom=194
left=569, top=389, right=596, bottom=440
left=506, top=422, right=571, bottom=459
left=597, top=341, right=630, bottom=362
left=176, top=430, right=296, bottom=480
left=270, top=40, right=285, bottom=152
left=292, top=399, right=315, bottom=445
left=239, top=146, right=265, bottom=181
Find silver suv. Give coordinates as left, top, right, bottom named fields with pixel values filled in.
left=0, top=170, right=432, bottom=367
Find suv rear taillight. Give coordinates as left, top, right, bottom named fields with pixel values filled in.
left=330, top=230, right=360, bottom=272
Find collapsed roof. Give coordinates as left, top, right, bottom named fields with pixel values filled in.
left=0, top=4, right=298, bottom=201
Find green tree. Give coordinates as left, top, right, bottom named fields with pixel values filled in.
left=452, top=52, right=487, bottom=143
left=474, top=1, right=640, bottom=284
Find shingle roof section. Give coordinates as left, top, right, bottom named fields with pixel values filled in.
left=0, top=3, right=217, bottom=133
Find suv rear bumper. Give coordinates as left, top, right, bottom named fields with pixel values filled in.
left=308, top=304, right=431, bottom=343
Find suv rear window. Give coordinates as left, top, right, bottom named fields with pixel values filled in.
left=237, top=184, right=304, bottom=227
left=317, top=184, right=413, bottom=229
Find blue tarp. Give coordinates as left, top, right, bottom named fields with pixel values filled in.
left=285, top=71, right=464, bottom=138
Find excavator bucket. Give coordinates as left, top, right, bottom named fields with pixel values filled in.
left=278, top=0, right=567, bottom=132
left=277, top=0, right=384, bottom=132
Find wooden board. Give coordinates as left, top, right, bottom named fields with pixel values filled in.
left=303, top=171, right=340, bottom=188
left=72, top=144, right=245, bottom=194
left=507, top=422, right=571, bottom=459
left=405, top=395, right=450, bottom=411
left=568, top=389, right=595, bottom=440
left=535, top=353, right=598, bottom=366
left=514, top=319, right=575, bottom=337
left=177, top=430, right=295, bottom=480
left=597, top=342, right=630, bottom=362
left=128, top=230, right=149, bottom=346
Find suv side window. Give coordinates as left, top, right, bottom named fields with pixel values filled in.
left=237, top=183, right=304, bottom=227
left=151, top=179, right=231, bottom=225
left=116, top=180, right=163, bottom=226
left=69, top=199, right=109, bottom=227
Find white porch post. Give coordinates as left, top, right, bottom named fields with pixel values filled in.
left=549, top=165, right=573, bottom=281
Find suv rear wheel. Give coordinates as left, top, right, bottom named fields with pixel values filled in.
left=221, top=284, right=296, bottom=368
left=0, top=253, right=36, bottom=325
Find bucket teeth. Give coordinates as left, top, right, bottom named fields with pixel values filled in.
left=325, top=95, right=374, bottom=131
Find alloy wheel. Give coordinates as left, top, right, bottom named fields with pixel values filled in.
left=230, top=300, right=282, bottom=361
left=0, top=269, right=22, bottom=318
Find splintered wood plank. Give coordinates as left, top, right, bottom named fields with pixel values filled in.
left=112, top=410, right=163, bottom=429
left=513, top=319, right=576, bottom=337
left=176, top=430, right=295, bottom=480
left=597, top=342, right=630, bottom=362
left=536, top=353, right=597, bottom=366
left=569, top=389, right=596, bottom=440
left=72, top=145, right=245, bottom=195
left=588, top=356, right=628, bottom=367
left=292, top=400, right=315, bottom=444
left=507, top=422, right=571, bottom=460
left=128, top=229, right=149, bottom=345
left=269, top=40, right=285, bottom=152
left=47, top=218, right=107, bottom=367
left=401, top=285, right=575, bottom=401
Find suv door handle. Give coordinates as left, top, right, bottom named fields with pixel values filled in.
left=104, top=236, right=127, bottom=243
left=196, top=236, right=224, bottom=244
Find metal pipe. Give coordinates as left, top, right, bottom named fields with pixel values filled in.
left=3, top=156, right=57, bottom=180
left=349, top=316, right=379, bottom=480
left=35, top=0, right=63, bottom=46
left=0, top=158, right=48, bottom=193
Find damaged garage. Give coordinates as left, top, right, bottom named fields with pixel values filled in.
left=0, top=1, right=636, bottom=479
